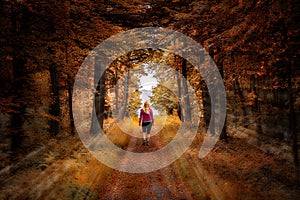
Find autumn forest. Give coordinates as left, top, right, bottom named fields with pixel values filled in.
left=0, top=0, right=299, bottom=199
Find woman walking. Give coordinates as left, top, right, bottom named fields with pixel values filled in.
left=139, top=101, right=154, bottom=145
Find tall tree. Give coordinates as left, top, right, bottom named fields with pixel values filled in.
left=201, top=81, right=211, bottom=131
left=67, top=76, right=75, bottom=135
left=218, top=59, right=228, bottom=141
left=128, top=89, right=142, bottom=117
left=95, top=56, right=106, bottom=130
left=177, top=69, right=183, bottom=121
left=150, top=84, right=177, bottom=115
left=182, top=58, right=192, bottom=121
left=115, top=67, right=119, bottom=114
left=10, top=3, right=26, bottom=150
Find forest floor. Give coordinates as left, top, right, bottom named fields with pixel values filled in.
left=0, top=117, right=299, bottom=199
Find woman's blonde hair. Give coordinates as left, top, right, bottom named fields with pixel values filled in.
left=144, top=101, right=150, bottom=114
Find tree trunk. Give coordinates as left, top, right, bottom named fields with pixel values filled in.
left=219, top=62, right=228, bottom=141
left=68, top=81, right=75, bottom=135
left=49, top=64, right=61, bottom=136
left=10, top=4, right=25, bottom=151
left=90, top=56, right=106, bottom=133
left=182, top=58, right=191, bottom=121
left=96, top=57, right=106, bottom=130
left=89, top=102, right=98, bottom=135
left=234, top=77, right=248, bottom=127
left=115, top=69, right=119, bottom=119
left=202, top=82, right=211, bottom=130
left=120, top=68, right=130, bottom=119
left=65, top=41, right=75, bottom=135
left=177, top=69, right=183, bottom=121
left=11, top=58, right=26, bottom=151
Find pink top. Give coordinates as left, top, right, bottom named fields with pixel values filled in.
left=139, top=108, right=154, bottom=125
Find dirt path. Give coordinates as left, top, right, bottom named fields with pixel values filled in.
left=101, top=127, right=199, bottom=199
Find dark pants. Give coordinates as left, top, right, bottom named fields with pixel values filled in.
left=142, top=121, right=152, bottom=134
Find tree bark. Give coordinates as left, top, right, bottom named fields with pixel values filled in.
left=65, top=41, right=75, bottom=135
left=96, top=58, right=106, bottom=130
left=182, top=58, right=191, bottom=121
left=10, top=4, right=25, bottom=151
left=177, top=69, right=183, bottom=121
left=11, top=58, right=26, bottom=151
left=120, top=68, right=130, bottom=119
left=68, top=81, right=75, bottom=135
left=115, top=68, right=119, bottom=119
left=202, top=82, right=211, bottom=130
left=219, top=62, right=228, bottom=141
left=89, top=56, right=106, bottom=133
